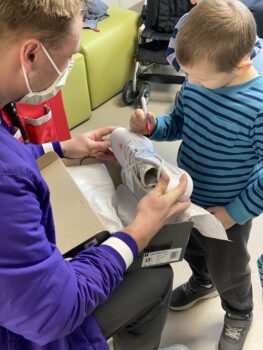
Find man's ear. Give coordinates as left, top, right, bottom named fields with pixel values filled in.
left=20, top=40, right=41, bottom=72
left=234, top=55, right=252, bottom=76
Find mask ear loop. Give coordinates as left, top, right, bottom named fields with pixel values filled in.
left=21, top=64, right=34, bottom=95
left=21, top=43, right=62, bottom=95
left=40, top=44, right=62, bottom=75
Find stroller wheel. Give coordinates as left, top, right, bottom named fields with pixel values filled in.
left=122, top=80, right=136, bottom=105
left=138, top=82, right=151, bottom=104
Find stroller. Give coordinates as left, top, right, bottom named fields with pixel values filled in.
left=122, top=0, right=194, bottom=106
left=240, top=0, right=263, bottom=37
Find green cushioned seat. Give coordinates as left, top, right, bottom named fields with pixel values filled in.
left=80, top=7, right=139, bottom=109
left=61, top=53, right=91, bottom=129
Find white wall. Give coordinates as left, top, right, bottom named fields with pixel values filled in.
left=104, top=0, right=141, bottom=8
left=103, top=0, right=118, bottom=6
left=119, top=0, right=141, bottom=8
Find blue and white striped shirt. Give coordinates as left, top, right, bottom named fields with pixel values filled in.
left=150, top=75, right=263, bottom=225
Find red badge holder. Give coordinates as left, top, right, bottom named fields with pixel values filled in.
left=2, top=91, right=71, bottom=144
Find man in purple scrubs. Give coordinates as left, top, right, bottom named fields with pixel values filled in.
left=0, top=1, right=190, bottom=349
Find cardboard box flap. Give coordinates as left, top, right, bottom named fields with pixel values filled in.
left=38, top=152, right=105, bottom=254
left=63, top=157, right=123, bottom=189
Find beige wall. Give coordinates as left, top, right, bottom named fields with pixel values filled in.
left=104, top=0, right=141, bottom=8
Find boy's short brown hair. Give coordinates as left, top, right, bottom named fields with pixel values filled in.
left=0, top=0, right=88, bottom=48
left=175, top=0, right=257, bottom=72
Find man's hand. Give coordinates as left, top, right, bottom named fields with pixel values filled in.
left=123, top=174, right=191, bottom=251
left=130, top=108, right=157, bottom=135
left=60, top=126, right=116, bottom=161
left=207, top=206, right=235, bottom=230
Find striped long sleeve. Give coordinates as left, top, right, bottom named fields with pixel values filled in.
left=150, top=76, right=263, bottom=224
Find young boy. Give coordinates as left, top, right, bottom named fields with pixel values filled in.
left=167, top=0, right=261, bottom=71
left=130, top=1, right=263, bottom=349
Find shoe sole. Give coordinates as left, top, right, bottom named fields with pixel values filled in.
left=170, top=290, right=219, bottom=311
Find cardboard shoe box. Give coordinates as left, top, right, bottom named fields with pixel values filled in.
left=38, top=152, right=193, bottom=269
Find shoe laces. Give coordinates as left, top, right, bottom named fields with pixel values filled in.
left=182, top=281, right=197, bottom=295
left=224, top=325, right=242, bottom=340
left=122, top=142, right=164, bottom=189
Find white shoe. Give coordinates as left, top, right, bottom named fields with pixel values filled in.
left=111, top=127, right=193, bottom=201
left=159, top=345, right=190, bottom=350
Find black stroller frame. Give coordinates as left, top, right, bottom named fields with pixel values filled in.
left=122, top=0, right=193, bottom=106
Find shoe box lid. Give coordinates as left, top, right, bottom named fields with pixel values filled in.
left=38, top=152, right=192, bottom=268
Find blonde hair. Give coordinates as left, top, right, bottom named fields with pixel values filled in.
left=0, top=0, right=88, bottom=48
left=175, top=0, right=257, bottom=72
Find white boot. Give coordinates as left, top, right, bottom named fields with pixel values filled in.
left=110, top=127, right=193, bottom=200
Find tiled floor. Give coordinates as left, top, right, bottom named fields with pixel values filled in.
left=71, top=81, right=263, bottom=350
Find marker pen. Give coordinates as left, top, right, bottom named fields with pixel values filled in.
left=141, top=96, right=151, bottom=135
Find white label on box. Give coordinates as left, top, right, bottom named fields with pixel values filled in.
left=142, top=248, right=182, bottom=267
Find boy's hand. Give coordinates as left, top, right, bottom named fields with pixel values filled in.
left=207, top=206, right=235, bottom=230
left=130, top=108, right=157, bottom=135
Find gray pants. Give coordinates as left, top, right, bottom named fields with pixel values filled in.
left=185, top=220, right=253, bottom=316
left=94, top=265, right=173, bottom=350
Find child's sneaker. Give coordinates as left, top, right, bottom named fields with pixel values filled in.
left=110, top=127, right=193, bottom=201
left=218, top=313, right=253, bottom=350
left=170, top=276, right=218, bottom=311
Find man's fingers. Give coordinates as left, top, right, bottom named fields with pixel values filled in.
left=165, top=174, right=188, bottom=202
left=151, top=174, right=188, bottom=200
left=152, top=175, right=170, bottom=195
left=97, top=126, right=118, bottom=136
left=89, top=139, right=112, bottom=151
left=171, top=200, right=191, bottom=214
left=95, top=151, right=117, bottom=162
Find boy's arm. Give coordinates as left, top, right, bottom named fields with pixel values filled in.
left=149, top=87, right=185, bottom=141
left=225, top=110, right=263, bottom=224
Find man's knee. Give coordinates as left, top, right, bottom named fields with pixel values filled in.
left=145, top=265, right=173, bottom=298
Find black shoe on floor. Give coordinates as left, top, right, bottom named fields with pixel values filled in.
left=170, top=276, right=218, bottom=311
left=218, top=313, right=253, bottom=350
